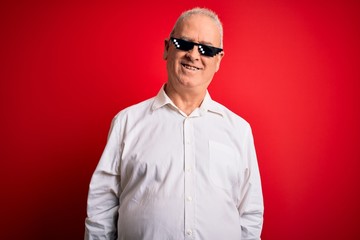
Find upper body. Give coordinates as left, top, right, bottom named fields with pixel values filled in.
left=85, top=7, right=264, bottom=240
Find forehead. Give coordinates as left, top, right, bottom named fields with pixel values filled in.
left=174, top=14, right=221, bottom=45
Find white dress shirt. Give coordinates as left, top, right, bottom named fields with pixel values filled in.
left=85, top=86, right=264, bottom=240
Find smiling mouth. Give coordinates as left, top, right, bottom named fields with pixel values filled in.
left=182, top=63, right=201, bottom=71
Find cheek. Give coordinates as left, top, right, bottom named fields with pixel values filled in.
left=204, top=61, right=219, bottom=76
left=167, top=56, right=182, bottom=79
left=167, top=52, right=181, bottom=66
left=166, top=54, right=176, bottom=68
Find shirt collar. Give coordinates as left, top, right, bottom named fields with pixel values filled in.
left=151, top=85, right=224, bottom=117
left=199, top=91, right=224, bottom=117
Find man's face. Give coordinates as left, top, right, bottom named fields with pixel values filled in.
left=164, top=14, right=224, bottom=93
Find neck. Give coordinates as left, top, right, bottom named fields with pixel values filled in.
left=164, top=83, right=206, bottom=116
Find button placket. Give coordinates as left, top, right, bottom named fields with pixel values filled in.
left=183, top=117, right=195, bottom=239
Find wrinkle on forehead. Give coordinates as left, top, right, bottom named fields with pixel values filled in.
left=178, top=36, right=215, bottom=47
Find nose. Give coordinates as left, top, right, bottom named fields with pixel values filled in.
left=185, top=45, right=201, bottom=61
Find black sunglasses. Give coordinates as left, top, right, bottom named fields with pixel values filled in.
left=170, top=37, right=223, bottom=57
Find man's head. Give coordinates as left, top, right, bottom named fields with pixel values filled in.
left=163, top=8, right=225, bottom=94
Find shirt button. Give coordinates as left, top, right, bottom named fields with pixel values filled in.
left=186, top=229, right=193, bottom=236
left=186, top=167, right=192, bottom=172
left=187, top=196, right=193, bottom=202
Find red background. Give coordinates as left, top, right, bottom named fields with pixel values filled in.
left=1, top=0, right=359, bottom=239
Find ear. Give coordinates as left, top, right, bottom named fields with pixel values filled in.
left=163, top=39, right=170, bottom=60
left=215, top=51, right=225, bottom=72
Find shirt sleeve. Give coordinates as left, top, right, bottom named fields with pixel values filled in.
left=85, top=117, right=121, bottom=240
left=238, top=126, right=264, bottom=240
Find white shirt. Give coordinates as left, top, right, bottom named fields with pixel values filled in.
left=85, top=86, right=264, bottom=240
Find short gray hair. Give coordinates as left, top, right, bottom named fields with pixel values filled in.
left=169, top=7, right=224, bottom=47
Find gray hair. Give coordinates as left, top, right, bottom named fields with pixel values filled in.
left=169, top=7, right=224, bottom=48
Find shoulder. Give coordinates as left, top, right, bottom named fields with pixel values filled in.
left=211, top=100, right=251, bottom=131
left=112, top=96, right=156, bottom=124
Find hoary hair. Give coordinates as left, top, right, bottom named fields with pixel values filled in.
left=169, top=7, right=224, bottom=48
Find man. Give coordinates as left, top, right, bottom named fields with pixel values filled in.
left=85, top=7, right=264, bottom=240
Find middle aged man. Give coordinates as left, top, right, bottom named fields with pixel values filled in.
left=85, top=7, right=264, bottom=240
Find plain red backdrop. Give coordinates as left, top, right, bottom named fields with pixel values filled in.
left=1, top=0, right=359, bottom=239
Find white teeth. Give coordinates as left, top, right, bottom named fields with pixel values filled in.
left=183, top=64, right=199, bottom=71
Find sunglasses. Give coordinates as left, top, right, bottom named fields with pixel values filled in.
left=170, top=37, right=223, bottom=57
